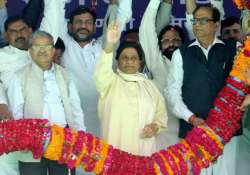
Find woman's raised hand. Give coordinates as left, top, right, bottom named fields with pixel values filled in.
left=106, top=21, right=121, bottom=45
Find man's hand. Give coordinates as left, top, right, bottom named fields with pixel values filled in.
left=188, top=114, right=205, bottom=126
left=141, top=123, right=159, bottom=138
left=0, top=0, right=7, bottom=9
left=110, top=0, right=118, bottom=5
left=0, top=104, right=13, bottom=120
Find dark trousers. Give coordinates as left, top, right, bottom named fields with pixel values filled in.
left=19, top=157, right=75, bottom=175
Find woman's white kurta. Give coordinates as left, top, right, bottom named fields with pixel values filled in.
left=94, top=51, right=167, bottom=156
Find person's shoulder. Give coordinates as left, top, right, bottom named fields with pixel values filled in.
left=179, top=40, right=195, bottom=49
left=0, top=45, right=13, bottom=53
left=178, top=40, right=196, bottom=57
left=221, top=38, right=237, bottom=56
left=54, top=63, right=72, bottom=81
left=222, top=38, right=237, bottom=47
left=15, top=63, right=30, bottom=74
left=55, top=63, right=67, bottom=73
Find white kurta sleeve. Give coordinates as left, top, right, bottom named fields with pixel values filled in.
left=7, top=75, right=24, bottom=119
left=211, top=0, right=224, bottom=20
left=68, top=77, right=86, bottom=131
left=165, top=49, right=193, bottom=122
left=117, top=0, right=132, bottom=31
left=99, top=0, right=132, bottom=44
left=156, top=1, right=172, bottom=35
left=98, top=4, right=118, bottom=45
left=139, top=0, right=170, bottom=93
left=0, top=82, right=7, bottom=105
left=39, top=0, right=64, bottom=44
left=93, top=51, right=116, bottom=97
left=185, top=13, right=195, bottom=40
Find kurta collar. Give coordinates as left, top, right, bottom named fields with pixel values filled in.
left=188, top=37, right=224, bottom=49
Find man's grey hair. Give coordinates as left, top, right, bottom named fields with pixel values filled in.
left=28, top=30, right=54, bottom=48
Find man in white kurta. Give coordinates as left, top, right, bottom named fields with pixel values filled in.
left=60, top=0, right=132, bottom=137
left=139, top=0, right=182, bottom=149
left=7, top=30, right=85, bottom=175
left=0, top=0, right=63, bottom=174
left=0, top=0, right=62, bottom=83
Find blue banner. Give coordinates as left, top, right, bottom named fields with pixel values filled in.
left=6, top=0, right=241, bottom=36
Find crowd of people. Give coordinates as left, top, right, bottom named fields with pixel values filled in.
left=0, top=0, right=249, bottom=175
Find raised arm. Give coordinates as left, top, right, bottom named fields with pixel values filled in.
left=22, top=0, right=43, bottom=31
left=139, top=0, right=169, bottom=93
left=211, top=0, right=224, bottom=20
left=185, top=0, right=196, bottom=40
left=94, top=22, right=120, bottom=96
left=99, top=0, right=118, bottom=44
left=116, top=0, right=132, bottom=31
left=156, top=0, right=172, bottom=35
left=186, top=0, right=196, bottom=14
left=39, top=0, right=65, bottom=44
left=100, top=0, right=132, bottom=44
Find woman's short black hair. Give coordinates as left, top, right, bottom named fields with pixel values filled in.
left=115, top=41, right=145, bottom=62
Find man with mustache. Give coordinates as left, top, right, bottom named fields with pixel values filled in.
left=139, top=0, right=185, bottom=149
left=0, top=0, right=61, bottom=118
left=59, top=0, right=132, bottom=138
left=7, top=30, right=85, bottom=175
left=221, top=16, right=243, bottom=42
left=166, top=4, right=238, bottom=175
left=158, top=25, right=185, bottom=60
left=0, top=0, right=63, bottom=175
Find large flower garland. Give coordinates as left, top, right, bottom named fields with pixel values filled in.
left=1, top=37, right=250, bottom=175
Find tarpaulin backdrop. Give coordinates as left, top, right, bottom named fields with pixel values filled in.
left=6, top=0, right=241, bottom=37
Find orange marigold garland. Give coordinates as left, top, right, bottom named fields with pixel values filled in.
left=44, top=125, right=65, bottom=160
left=234, top=0, right=250, bottom=10
left=1, top=36, right=250, bottom=175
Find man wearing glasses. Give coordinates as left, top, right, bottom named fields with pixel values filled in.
left=7, top=30, right=86, bottom=175
left=0, top=0, right=63, bottom=174
left=139, top=0, right=185, bottom=150
left=166, top=4, right=238, bottom=175
left=59, top=0, right=132, bottom=139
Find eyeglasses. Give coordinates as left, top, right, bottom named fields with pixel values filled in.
left=31, top=44, right=53, bottom=51
left=190, top=17, right=215, bottom=25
